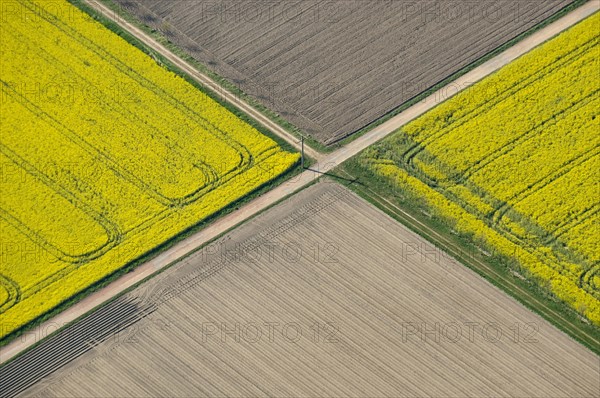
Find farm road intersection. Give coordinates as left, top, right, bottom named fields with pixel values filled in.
left=1, top=0, right=597, bottom=373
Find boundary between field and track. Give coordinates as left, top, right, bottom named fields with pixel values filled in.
left=1, top=0, right=598, bottom=366
left=334, top=165, right=600, bottom=354
left=86, top=0, right=323, bottom=161
left=328, top=0, right=590, bottom=149
left=92, top=0, right=589, bottom=153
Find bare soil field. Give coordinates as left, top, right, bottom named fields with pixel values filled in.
left=111, top=0, right=573, bottom=144
left=14, top=181, right=599, bottom=397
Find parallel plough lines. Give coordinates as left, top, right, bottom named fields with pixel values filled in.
left=0, top=296, right=155, bottom=398
left=135, top=187, right=353, bottom=308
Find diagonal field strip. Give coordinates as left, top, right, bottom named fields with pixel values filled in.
left=1, top=0, right=598, bottom=366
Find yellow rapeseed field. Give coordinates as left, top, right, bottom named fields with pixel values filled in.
left=361, top=13, right=600, bottom=324
left=0, top=0, right=298, bottom=337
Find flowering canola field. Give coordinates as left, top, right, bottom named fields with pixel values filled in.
left=0, top=0, right=298, bottom=337
left=361, top=13, right=600, bottom=324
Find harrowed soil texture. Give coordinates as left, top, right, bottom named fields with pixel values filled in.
left=113, top=0, right=572, bottom=145
left=16, top=182, right=600, bottom=397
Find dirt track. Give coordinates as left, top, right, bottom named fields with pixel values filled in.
left=1, top=0, right=597, bottom=368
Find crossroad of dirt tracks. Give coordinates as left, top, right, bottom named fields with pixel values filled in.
left=0, top=0, right=598, bottom=367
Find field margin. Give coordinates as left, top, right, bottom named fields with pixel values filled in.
left=96, top=0, right=331, bottom=154
left=335, top=161, right=600, bottom=355
left=0, top=173, right=322, bottom=372
left=93, top=0, right=586, bottom=152
left=328, top=0, right=589, bottom=149
left=2, top=0, right=597, bottom=364
left=0, top=0, right=311, bottom=349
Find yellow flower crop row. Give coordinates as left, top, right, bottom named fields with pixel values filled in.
left=361, top=13, right=600, bottom=324
left=0, top=0, right=299, bottom=337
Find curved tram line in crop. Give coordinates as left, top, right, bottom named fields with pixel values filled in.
left=0, top=0, right=298, bottom=337
left=362, top=13, right=600, bottom=321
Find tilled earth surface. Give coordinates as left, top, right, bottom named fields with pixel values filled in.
left=16, top=181, right=600, bottom=397
left=113, top=0, right=572, bottom=144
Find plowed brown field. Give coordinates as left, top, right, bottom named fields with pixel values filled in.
left=113, top=0, right=573, bottom=144
left=19, top=182, right=599, bottom=397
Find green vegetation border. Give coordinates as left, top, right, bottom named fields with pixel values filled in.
left=334, top=160, right=600, bottom=355
left=98, top=0, right=331, bottom=153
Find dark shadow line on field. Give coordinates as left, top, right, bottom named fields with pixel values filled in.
left=304, top=168, right=361, bottom=184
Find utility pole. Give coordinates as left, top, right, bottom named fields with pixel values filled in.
left=301, top=136, right=305, bottom=169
